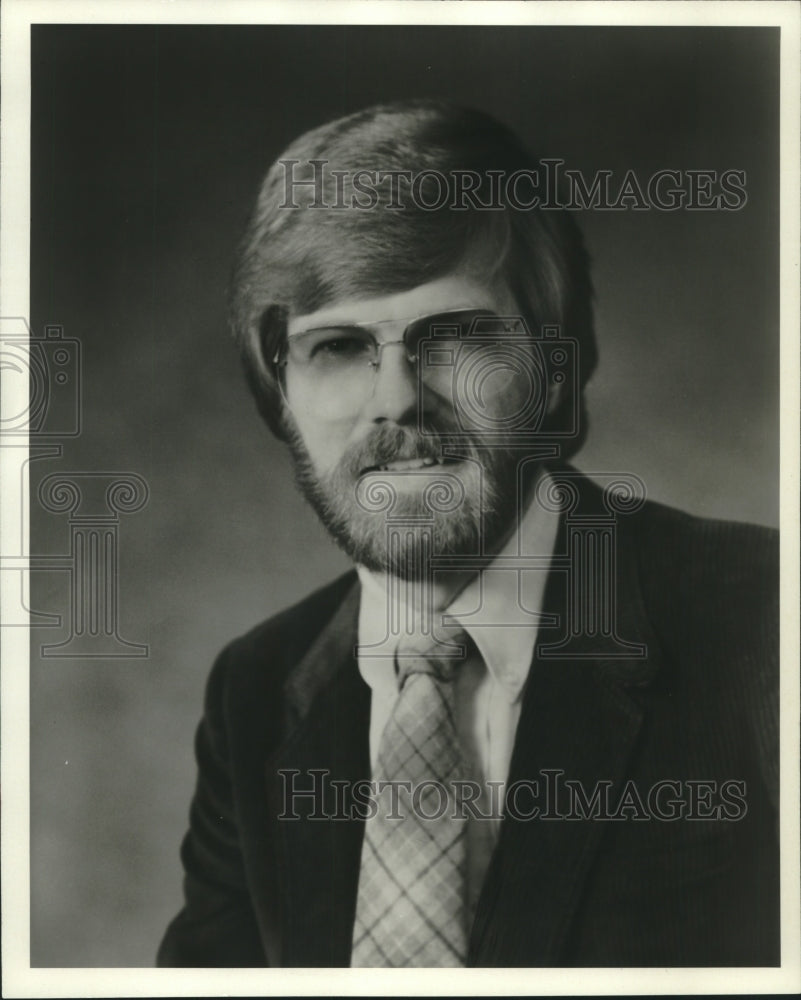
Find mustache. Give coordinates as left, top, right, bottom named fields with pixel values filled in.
left=340, top=422, right=467, bottom=478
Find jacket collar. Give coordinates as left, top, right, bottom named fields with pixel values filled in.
left=281, top=576, right=362, bottom=726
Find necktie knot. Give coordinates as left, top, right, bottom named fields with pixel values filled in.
left=396, top=630, right=472, bottom=688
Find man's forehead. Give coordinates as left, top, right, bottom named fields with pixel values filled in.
left=286, top=273, right=518, bottom=335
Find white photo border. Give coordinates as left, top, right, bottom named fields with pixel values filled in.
left=2, top=1, right=799, bottom=996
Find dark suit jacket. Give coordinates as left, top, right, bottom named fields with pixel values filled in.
left=157, top=471, right=780, bottom=967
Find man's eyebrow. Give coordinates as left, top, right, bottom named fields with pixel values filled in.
left=294, top=306, right=490, bottom=331
left=287, top=317, right=360, bottom=334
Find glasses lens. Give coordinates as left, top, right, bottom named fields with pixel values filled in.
left=286, top=327, right=376, bottom=371
left=282, top=326, right=377, bottom=419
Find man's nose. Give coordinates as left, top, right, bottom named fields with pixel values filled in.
left=361, top=342, right=419, bottom=423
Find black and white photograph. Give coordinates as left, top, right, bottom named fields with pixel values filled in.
left=2, top=0, right=799, bottom=995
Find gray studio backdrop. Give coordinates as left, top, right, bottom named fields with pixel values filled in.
left=28, top=25, right=778, bottom=965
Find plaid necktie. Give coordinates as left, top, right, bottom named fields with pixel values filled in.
left=351, top=633, right=471, bottom=967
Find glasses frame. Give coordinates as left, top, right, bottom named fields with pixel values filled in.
left=271, top=307, right=503, bottom=374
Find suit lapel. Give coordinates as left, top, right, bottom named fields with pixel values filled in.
left=263, top=580, right=371, bottom=967
left=470, top=474, right=663, bottom=966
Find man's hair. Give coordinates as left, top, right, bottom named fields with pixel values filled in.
left=230, top=99, right=597, bottom=454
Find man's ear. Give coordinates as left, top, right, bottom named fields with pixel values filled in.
left=258, top=304, right=288, bottom=370
left=277, top=401, right=297, bottom=443
left=544, top=375, right=565, bottom=418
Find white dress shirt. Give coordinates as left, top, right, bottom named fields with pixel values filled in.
left=356, top=470, right=560, bottom=915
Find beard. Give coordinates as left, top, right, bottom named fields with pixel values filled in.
left=287, top=420, right=537, bottom=579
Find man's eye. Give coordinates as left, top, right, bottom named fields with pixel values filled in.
left=311, top=336, right=371, bottom=360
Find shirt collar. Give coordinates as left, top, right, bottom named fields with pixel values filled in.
left=356, top=468, right=560, bottom=704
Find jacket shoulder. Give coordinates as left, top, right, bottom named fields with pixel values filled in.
left=626, top=498, right=778, bottom=613
left=203, top=569, right=359, bottom=712
left=625, top=498, right=779, bottom=798
left=227, top=568, right=358, bottom=662
left=629, top=497, right=777, bottom=566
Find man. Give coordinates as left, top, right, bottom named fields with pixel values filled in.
left=157, top=101, right=779, bottom=968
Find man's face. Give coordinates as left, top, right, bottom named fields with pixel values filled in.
left=281, top=271, right=552, bottom=577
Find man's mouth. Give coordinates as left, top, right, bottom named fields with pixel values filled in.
left=360, top=456, right=459, bottom=475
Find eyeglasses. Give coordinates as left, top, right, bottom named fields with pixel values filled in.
left=273, top=308, right=533, bottom=419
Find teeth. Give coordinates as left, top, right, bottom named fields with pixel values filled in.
left=376, top=457, right=441, bottom=472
